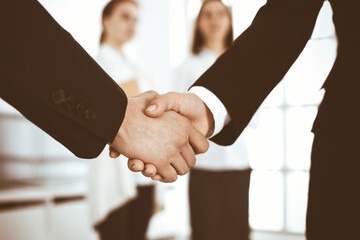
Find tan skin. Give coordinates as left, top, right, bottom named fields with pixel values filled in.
left=105, top=3, right=210, bottom=182
left=117, top=1, right=232, bottom=181
left=102, top=2, right=138, bottom=53
left=111, top=92, right=214, bottom=181
left=102, top=2, right=140, bottom=96
left=112, top=91, right=209, bottom=182
left=198, top=1, right=232, bottom=55
left=111, top=91, right=209, bottom=183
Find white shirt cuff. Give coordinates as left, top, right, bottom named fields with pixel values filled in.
left=188, top=86, right=231, bottom=137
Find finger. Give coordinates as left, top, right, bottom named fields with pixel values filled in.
left=151, top=174, right=162, bottom=181
left=188, top=125, right=210, bottom=154
left=145, top=92, right=183, bottom=118
left=132, top=90, right=158, bottom=101
left=180, top=144, right=196, bottom=168
left=170, top=155, right=190, bottom=176
left=127, top=159, right=145, bottom=172
left=159, top=179, right=171, bottom=183
left=157, top=164, right=178, bottom=183
left=142, top=164, right=157, bottom=178
left=109, top=146, right=121, bottom=158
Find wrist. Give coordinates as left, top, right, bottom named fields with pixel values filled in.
left=188, top=87, right=229, bottom=138
left=189, top=93, right=215, bottom=138
left=113, top=98, right=133, bottom=146
left=204, top=103, right=215, bottom=138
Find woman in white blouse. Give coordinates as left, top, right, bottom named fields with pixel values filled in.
left=88, top=1, right=155, bottom=240
left=174, top=1, right=256, bottom=239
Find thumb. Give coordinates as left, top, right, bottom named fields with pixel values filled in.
left=145, top=92, right=183, bottom=118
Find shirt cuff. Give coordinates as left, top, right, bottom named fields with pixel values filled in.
left=188, top=86, right=231, bottom=138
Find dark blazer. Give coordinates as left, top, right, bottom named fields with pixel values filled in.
left=0, top=0, right=128, bottom=158
left=193, top=0, right=360, bottom=145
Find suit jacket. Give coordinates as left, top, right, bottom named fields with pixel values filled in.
left=0, top=0, right=128, bottom=158
left=193, top=0, right=360, bottom=145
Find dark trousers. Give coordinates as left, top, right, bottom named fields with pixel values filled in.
left=306, top=135, right=360, bottom=239
left=95, top=185, right=155, bottom=240
left=189, top=168, right=251, bottom=240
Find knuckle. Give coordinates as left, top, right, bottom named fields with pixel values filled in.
left=168, top=175, right=178, bottom=182
left=157, top=94, right=168, bottom=101
left=167, top=147, right=178, bottom=158
left=199, top=140, right=210, bottom=153
left=176, top=133, right=188, bottom=146
left=157, top=159, right=168, bottom=169
left=179, top=137, right=188, bottom=147
left=167, top=92, right=177, bottom=97
left=146, top=90, right=158, bottom=97
left=188, top=159, right=196, bottom=168
left=179, top=168, right=189, bottom=176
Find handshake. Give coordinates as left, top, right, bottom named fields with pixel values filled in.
left=109, top=91, right=215, bottom=183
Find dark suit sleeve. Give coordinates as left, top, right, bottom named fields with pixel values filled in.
left=0, top=0, right=128, bottom=158
left=192, top=0, right=325, bottom=145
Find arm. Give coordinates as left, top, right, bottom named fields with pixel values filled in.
left=0, top=0, right=127, bottom=158
left=193, top=0, right=324, bottom=144
left=144, top=0, right=325, bottom=147
left=1, top=1, right=208, bottom=183
left=127, top=0, right=325, bottom=177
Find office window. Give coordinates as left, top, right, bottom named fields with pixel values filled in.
left=243, top=1, right=337, bottom=234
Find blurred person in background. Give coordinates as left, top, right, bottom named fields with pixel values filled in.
left=174, top=1, right=256, bottom=239
left=88, top=1, right=156, bottom=239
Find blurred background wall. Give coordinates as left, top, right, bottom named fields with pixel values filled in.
left=0, top=0, right=337, bottom=239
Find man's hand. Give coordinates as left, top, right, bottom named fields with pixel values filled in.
left=118, top=92, right=214, bottom=180
left=146, top=92, right=214, bottom=136
left=110, top=91, right=209, bottom=183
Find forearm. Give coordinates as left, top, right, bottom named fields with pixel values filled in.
left=192, top=0, right=324, bottom=143
left=1, top=0, right=128, bottom=158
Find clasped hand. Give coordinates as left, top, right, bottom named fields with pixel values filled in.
left=109, top=91, right=214, bottom=183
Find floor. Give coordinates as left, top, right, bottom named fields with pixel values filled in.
left=251, top=231, right=305, bottom=240
left=150, top=231, right=306, bottom=240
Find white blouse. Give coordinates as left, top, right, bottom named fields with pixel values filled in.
left=88, top=44, right=154, bottom=225
left=174, top=49, right=256, bottom=171
left=96, top=44, right=155, bottom=186
left=96, top=44, right=153, bottom=92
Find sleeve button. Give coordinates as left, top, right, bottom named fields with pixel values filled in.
left=84, top=108, right=96, bottom=121
left=64, top=96, right=77, bottom=110
left=51, top=89, right=66, bottom=105
left=75, top=102, right=87, bottom=115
